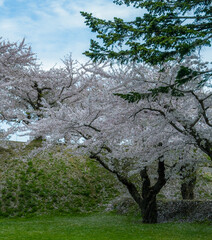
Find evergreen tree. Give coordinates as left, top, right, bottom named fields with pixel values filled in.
left=81, top=0, right=212, bottom=96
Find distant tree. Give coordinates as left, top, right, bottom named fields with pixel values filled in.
left=0, top=38, right=35, bottom=96
left=180, top=163, right=197, bottom=200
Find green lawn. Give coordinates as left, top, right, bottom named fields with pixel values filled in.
left=0, top=214, right=211, bottom=240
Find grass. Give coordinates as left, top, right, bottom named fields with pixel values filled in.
left=0, top=214, right=211, bottom=240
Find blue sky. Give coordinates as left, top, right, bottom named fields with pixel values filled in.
left=0, top=0, right=211, bottom=69
left=0, top=0, right=143, bottom=69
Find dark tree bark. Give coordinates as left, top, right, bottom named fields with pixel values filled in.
left=140, top=159, right=167, bottom=223
left=180, top=164, right=197, bottom=200
left=141, top=194, right=157, bottom=223
left=181, top=176, right=196, bottom=200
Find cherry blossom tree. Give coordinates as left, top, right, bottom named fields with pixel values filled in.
left=113, top=56, right=211, bottom=199
left=80, top=59, right=210, bottom=200
left=27, top=60, right=205, bottom=223
left=0, top=38, right=208, bottom=222
left=0, top=49, right=94, bottom=139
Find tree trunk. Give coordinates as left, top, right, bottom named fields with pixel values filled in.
left=180, top=163, right=196, bottom=200
left=140, top=158, right=166, bottom=223
left=90, top=153, right=167, bottom=224
left=181, top=176, right=196, bottom=200
left=141, top=193, right=157, bottom=223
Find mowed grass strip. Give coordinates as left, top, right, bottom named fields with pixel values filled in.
left=0, top=214, right=211, bottom=240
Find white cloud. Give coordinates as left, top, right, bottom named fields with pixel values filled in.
left=68, top=0, right=143, bottom=21
left=0, top=19, right=17, bottom=31
left=0, top=0, right=4, bottom=7
left=30, top=0, right=143, bottom=31
left=0, top=0, right=210, bottom=71
left=0, top=0, right=143, bottom=68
